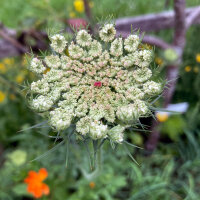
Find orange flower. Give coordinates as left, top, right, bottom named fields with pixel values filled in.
left=89, top=181, right=95, bottom=189
left=24, top=168, right=50, bottom=199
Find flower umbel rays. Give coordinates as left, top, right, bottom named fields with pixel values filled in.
left=27, top=24, right=163, bottom=144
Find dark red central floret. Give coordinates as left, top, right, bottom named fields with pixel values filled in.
left=94, top=81, right=102, bottom=87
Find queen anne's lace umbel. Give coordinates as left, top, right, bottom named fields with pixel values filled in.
left=28, top=24, right=162, bottom=144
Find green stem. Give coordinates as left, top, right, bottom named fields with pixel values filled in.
left=81, top=141, right=103, bottom=180
left=96, top=146, right=102, bottom=171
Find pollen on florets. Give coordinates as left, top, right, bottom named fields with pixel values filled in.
left=27, top=23, right=163, bottom=143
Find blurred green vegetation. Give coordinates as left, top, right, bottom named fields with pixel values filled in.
left=0, top=0, right=200, bottom=199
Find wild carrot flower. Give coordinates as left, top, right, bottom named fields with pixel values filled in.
left=27, top=24, right=163, bottom=144
left=24, top=168, right=50, bottom=199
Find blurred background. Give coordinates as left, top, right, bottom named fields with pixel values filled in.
left=0, top=0, right=200, bottom=199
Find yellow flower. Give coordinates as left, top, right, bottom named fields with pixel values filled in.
left=155, top=57, right=163, bottom=66
left=16, top=74, right=25, bottom=84
left=156, top=112, right=169, bottom=122
left=0, top=91, right=6, bottom=103
left=69, top=11, right=76, bottom=18
left=194, top=66, right=199, bottom=73
left=196, top=53, right=200, bottom=63
left=3, top=58, right=14, bottom=65
left=184, top=65, right=191, bottom=72
left=74, top=0, right=85, bottom=13
left=0, top=63, right=6, bottom=73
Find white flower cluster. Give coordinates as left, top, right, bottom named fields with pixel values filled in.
left=99, top=24, right=116, bottom=42
left=29, top=58, right=46, bottom=74
left=50, top=34, right=67, bottom=53
left=28, top=24, right=162, bottom=143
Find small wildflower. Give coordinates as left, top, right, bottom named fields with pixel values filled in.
left=196, top=53, right=200, bottom=63
left=24, top=168, right=50, bottom=199
left=74, top=0, right=84, bottom=13
left=3, top=58, right=14, bottom=65
left=0, top=91, right=6, bottom=103
left=185, top=65, right=191, bottom=72
left=15, top=74, right=25, bottom=84
left=89, top=182, right=95, bottom=189
left=156, top=112, right=169, bottom=122
left=0, top=63, right=6, bottom=73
